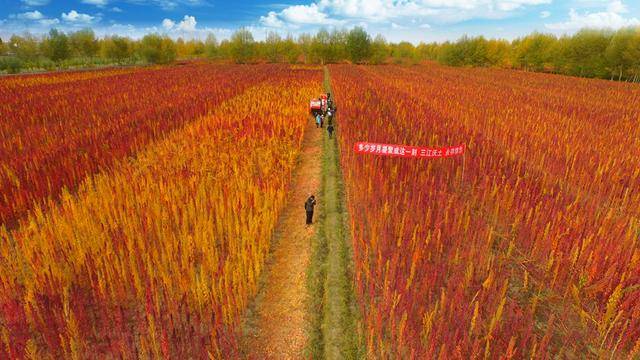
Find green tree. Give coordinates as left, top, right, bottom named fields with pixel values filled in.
left=139, top=34, right=176, bottom=64
left=230, top=28, right=255, bottom=64
left=565, top=29, right=612, bottom=78
left=416, top=42, right=434, bottom=61
left=329, top=29, right=348, bottom=62
left=264, top=31, right=283, bottom=63
left=486, top=39, right=510, bottom=67
left=513, top=33, right=557, bottom=71
left=606, top=28, right=638, bottom=80
left=69, top=28, right=99, bottom=58
left=0, top=57, right=23, bottom=73
left=392, top=41, right=418, bottom=64
left=175, top=38, right=186, bottom=58
left=468, top=36, right=490, bottom=66
left=311, top=28, right=331, bottom=64
left=44, top=29, right=71, bottom=63
left=190, top=40, right=205, bottom=57
left=282, top=34, right=301, bottom=63
left=439, top=36, right=495, bottom=67
left=310, top=28, right=347, bottom=64
left=297, top=33, right=313, bottom=63
left=204, top=33, right=219, bottom=59
left=174, top=38, right=205, bottom=58
left=10, top=33, right=40, bottom=61
left=623, top=29, right=640, bottom=82
left=547, top=36, right=571, bottom=73
left=370, top=34, right=389, bottom=64
left=218, top=39, right=232, bottom=59
left=0, top=37, right=7, bottom=56
left=346, top=26, right=372, bottom=63
left=102, top=36, right=132, bottom=64
left=434, top=41, right=452, bottom=64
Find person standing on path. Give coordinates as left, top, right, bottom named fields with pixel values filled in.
left=305, top=195, right=317, bottom=225
left=327, top=123, right=334, bottom=138
left=315, top=113, right=322, bottom=128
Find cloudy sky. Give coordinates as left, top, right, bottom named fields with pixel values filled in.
left=1, top=0, right=639, bottom=43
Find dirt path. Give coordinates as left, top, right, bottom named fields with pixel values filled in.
left=243, top=117, right=323, bottom=359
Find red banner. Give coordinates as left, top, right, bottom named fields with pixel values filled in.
left=354, top=142, right=465, bottom=159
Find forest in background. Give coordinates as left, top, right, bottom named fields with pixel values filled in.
left=1, top=26, right=639, bottom=81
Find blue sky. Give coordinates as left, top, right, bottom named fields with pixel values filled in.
left=1, top=0, right=639, bottom=43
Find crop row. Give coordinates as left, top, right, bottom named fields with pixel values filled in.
left=0, top=63, right=279, bottom=228
left=329, top=64, right=640, bottom=358
left=0, top=67, right=144, bottom=88
left=0, top=69, right=321, bottom=358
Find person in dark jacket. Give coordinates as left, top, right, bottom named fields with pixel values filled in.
left=327, top=123, right=334, bottom=138
left=305, top=195, right=317, bottom=225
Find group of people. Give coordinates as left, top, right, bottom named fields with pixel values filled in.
left=312, top=93, right=337, bottom=139
left=305, top=93, right=338, bottom=226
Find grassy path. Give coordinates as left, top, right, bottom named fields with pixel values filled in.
left=242, top=115, right=323, bottom=359
left=306, top=67, right=360, bottom=359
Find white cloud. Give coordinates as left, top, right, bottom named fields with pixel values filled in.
left=162, top=18, right=175, bottom=29
left=419, top=23, right=431, bottom=28
left=7, top=10, right=62, bottom=29
left=260, top=0, right=553, bottom=29
left=161, top=15, right=198, bottom=32
left=260, top=11, right=285, bottom=28
left=177, top=15, right=197, bottom=31
left=16, top=11, right=44, bottom=20
left=62, top=10, right=95, bottom=23
left=315, top=0, right=387, bottom=20
left=281, top=3, right=336, bottom=25
left=319, top=0, right=551, bottom=20
left=540, top=10, right=551, bottom=18
left=156, top=0, right=178, bottom=10
left=82, top=0, right=108, bottom=7
left=546, top=1, right=640, bottom=31
left=258, top=2, right=343, bottom=28
left=607, top=0, right=627, bottom=14
left=88, top=23, right=151, bottom=39
left=111, top=7, right=123, bottom=12
left=21, top=0, right=49, bottom=6
left=160, top=15, right=207, bottom=34
left=391, top=22, right=407, bottom=29
left=1, top=18, right=236, bottom=42
left=39, top=18, right=60, bottom=26
left=125, top=0, right=209, bottom=11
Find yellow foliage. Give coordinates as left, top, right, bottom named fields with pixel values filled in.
left=0, top=74, right=320, bottom=357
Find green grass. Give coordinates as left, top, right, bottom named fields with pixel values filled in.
left=306, top=157, right=329, bottom=358
left=306, top=66, right=362, bottom=359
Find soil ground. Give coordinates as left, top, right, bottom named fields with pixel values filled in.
left=242, top=117, right=323, bottom=359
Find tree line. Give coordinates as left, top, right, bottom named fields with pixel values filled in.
left=421, top=28, right=640, bottom=82
left=0, top=29, right=189, bottom=73
left=1, top=26, right=639, bottom=82
left=0, top=27, right=391, bottom=73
